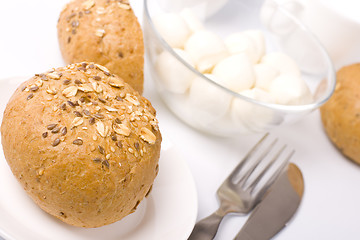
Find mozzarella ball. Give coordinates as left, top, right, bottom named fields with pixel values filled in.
left=152, top=13, right=191, bottom=48
left=231, top=88, right=278, bottom=133
left=185, top=30, right=228, bottom=72
left=155, top=48, right=196, bottom=93
left=254, top=63, right=279, bottom=91
left=225, top=32, right=258, bottom=63
left=188, top=74, right=232, bottom=123
left=244, top=30, right=266, bottom=62
left=261, top=52, right=300, bottom=75
left=212, top=53, right=255, bottom=92
left=268, top=73, right=313, bottom=105
left=180, top=8, right=204, bottom=33
left=225, top=30, right=266, bottom=63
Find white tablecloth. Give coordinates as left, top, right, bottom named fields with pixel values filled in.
left=1, top=1, right=360, bottom=239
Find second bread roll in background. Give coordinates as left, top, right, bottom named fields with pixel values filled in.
left=320, top=63, right=360, bottom=165
left=57, top=0, right=144, bottom=94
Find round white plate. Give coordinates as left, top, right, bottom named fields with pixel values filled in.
left=0, top=77, right=198, bottom=240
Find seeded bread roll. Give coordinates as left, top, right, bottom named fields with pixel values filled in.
left=1, top=62, right=161, bottom=228
left=57, top=0, right=144, bottom=94
left=320, top=63, right=360, bottom=164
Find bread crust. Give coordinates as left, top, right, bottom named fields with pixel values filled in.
left=57, top=0, right=144, bottom=94
left=1, top=62, right=161, bottom=227
left=320, top=63, right=360, bottom=164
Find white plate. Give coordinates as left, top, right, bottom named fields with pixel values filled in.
left=0, top=77, right=198, bottom=240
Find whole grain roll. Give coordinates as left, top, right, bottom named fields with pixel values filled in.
left=1, top=62, right=161, bottom=228
left=320, top=63, right=360, bottom=164
left=57, top=0, right=144, bottom=94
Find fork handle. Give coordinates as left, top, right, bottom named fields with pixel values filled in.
left=188, top=210, right=225, bottom=240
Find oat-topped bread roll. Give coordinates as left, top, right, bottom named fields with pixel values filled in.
left=1, top=62, right=161, bottom=228
left=57, top=0, right=144, bottom=94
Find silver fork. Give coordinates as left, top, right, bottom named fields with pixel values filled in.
left=188, top=133, right=294, bottom=240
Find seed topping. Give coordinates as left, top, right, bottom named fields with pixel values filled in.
left=73, top=79, right=82, bottom=85
left=51, top=127, right=60, bottom=134
left=140, top=127, right=156, bottom=144
left=93, top=76, right=101, bottom=81
left=27, top=93, right=34, bottom=100
left=116, top=141, right=123, bottom=148
left=46, top=86, right=57, bottom=95
left=47, top=124, right=58, bottom=130
left=98, top=145, right=105, bottom=155
left=117, top=1, right=131, bottom=10
left=62, top=86, right=78, bottom=98
left=72, top=117, right=84, bottom=127
left=115, top=118, right=122, bottom=124
left=95, top=29, right=106, bottom=38
left=125, top=93, right=140, bottom=106
left=98, top=97, right=106, bottom=103
left=73, top=139, right=83, bottom=145
left=82, top=0, right=95, bottom=10
left=74, top=111, right=83, bottom=117
left=94, top=113, right=104, bottom=119
left=67, top=100, right=76, bottom=108
left=96, top=121, right=107, bottom=137
left=31, top=63, right=160, bottom=162
left=111, top=134, right=117, bottom=141
left=83, top=109, right=91, bottom=116
left=113, top=123, right=131, bottom=136
left=30, top=85, right=39, bottom=92
left=63, top=79, right=71, bottom=85
left=89, top=117, right=96, bottom=125
left=78, top=84, right=93, bottom=92
left=60, top=103, right=67, bottom=110
left=60, top=127, right=67, bottom=136
left=134, top=142, right=140, bottom=150
left=47, top=72, right=61, bottom=80
left=95, top=64, right=110, bottom=74
left=104, top=106, right=118, bottom=112
left=91, top=81, right=103, bottom=93
left=102, top=159, right=110, bottom=168
left=52, top=138, right=61, bottom=147
left=108, top=77, right=124, bottom=88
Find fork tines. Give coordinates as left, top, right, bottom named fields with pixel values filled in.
left=231, top=133, right=294, bottom=193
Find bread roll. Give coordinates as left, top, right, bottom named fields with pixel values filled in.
left=1, top=62, right=161, bottom=227
left=320, top=63, right=360, bottom=164
left=57, top=0, right=144, bottom=94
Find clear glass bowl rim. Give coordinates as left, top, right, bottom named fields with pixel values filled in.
left=143, top=0, right=336, bottom=113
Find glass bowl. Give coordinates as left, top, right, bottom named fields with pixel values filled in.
left=143, top=0, right=336, bottom=137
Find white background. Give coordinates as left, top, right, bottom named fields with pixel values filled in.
left=1, top=0, right=360, bottom=239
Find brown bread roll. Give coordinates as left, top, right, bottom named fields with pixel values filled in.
left=57, top=0, right=144, bottom=94
left=1, top=62, right=161, bottom=227
left=320, top=63, right=360, bottom=164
